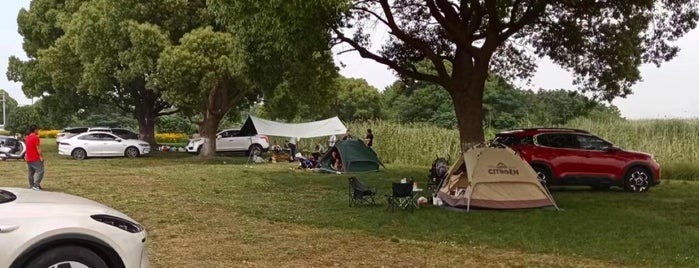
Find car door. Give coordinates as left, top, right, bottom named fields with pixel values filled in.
left=533, top=133, right=587, bottom=179
left=99, top=133, right=126, bottom=156
left=216, top=131, right=233, bottom=151
left=227, top=130, right=249, bottom=151
left=77, top=134, right=104, bottom=156
left=574, top=134, right=624, bottom=179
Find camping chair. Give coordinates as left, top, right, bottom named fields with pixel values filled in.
left=386, top=182, right=417, bottom=212
left=348, top=177, right=377, bottom=207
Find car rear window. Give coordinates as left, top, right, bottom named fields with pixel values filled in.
left=0, top=189, right=17, bottom=204
left=64, top=127, right=88, bottom=134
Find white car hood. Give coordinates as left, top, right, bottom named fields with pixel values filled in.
left=0, top=188, right=136, bottom=223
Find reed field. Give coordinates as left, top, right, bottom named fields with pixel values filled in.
left=339, top=118, right=699, bottom=180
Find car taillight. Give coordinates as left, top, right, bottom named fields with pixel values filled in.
left=261, top=136, right=269, bottom=144
left=57, top=133, right=65, bottom=137
left=91, top=214, right=143, bottom=233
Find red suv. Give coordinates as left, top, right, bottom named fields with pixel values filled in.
left=493, top=128, right=660, bottom=192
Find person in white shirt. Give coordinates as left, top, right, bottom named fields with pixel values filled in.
left=328, top=134, right=337, bottom=148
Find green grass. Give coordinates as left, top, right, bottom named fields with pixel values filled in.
left=1, top=139, right=697, bottom=266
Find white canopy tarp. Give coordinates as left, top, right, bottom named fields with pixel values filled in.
left=243, top=115, right=347, bottom=138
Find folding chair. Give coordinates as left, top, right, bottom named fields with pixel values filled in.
left=348, top=177, right=377, bottom=207
left=386, top=182, right=417, bottom=212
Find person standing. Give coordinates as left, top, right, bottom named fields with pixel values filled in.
left=328, top=134, right=337, bottom=148
left=288, top=137, right=297, bottom=161
left=365, top=129, right=374, bottom=147
left=25, top=125, right=44, bottom=190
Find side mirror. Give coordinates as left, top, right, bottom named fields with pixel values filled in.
left=115, top=138, right=123, bottom=142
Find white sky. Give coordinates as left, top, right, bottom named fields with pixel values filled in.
left=2, top=0, right=698, bottom=119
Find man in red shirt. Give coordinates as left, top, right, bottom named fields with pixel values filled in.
left=25, top=125, right=44, bottom=190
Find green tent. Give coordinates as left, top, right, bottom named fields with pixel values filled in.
left=319, top=139, right=384, bottom=173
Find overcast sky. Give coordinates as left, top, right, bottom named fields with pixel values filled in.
left=2, top=1, right=698, bottom=119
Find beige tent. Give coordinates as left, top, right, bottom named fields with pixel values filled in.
left=437, top=146, right=558, bottom=211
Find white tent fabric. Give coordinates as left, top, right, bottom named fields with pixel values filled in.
left=247, top=116, right=347, bottom=138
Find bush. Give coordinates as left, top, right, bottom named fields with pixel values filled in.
left=0, top=130, right=9, bottom=136
left=39, top=129, right=60, bottom=138
left=155, top=133, right=189, bottom=143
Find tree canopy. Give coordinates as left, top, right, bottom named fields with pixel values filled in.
left=333, top=0, right=699, bottom=148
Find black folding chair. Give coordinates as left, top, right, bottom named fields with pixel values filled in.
left=386, top=182, right=417, bottom=212
left=348, top=177, right=376, bottom=207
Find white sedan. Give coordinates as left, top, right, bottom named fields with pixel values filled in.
left=58, top=132, right=151, bottom=160
left=0, top=187, right=149, bottom=268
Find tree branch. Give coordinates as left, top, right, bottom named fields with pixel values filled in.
left=426, top=0, right=465, bottom=45
left=500, top=1, right=547, bottom=40
left=156, top=108, right=180, bottom=116
left=377, top=0, right=449, bottom=80
left=334, top=28, right=445, bottom=86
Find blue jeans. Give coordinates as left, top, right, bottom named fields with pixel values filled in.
left=27, top=161, right=45, bottom=188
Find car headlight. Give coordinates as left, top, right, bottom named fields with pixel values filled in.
left=91, top=214, right=143, bottom=233
left=139, top=143, right=149, bottom=147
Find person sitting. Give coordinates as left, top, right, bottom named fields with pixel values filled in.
left=271, top=141, right=282, bottom=153
left=331, top=150, right=343, bottom=171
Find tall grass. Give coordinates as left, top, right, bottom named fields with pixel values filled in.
left=340, top=119, right=699, bottom=180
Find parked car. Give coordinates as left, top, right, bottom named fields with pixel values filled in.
left=493, top=128, right=661, bottom=192
left=56, top=127, right=89, bottom=145
left=58, top=132, right=151, bottom=160
left=186, top=129, right=269, bottom=156
left=111, top=128, right=139, bottom=140
left=0, top=187, right=150, bottom=268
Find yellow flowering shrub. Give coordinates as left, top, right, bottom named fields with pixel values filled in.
left=155, top=133, right=189, bottom=143
left=39, top=129, right=61, bottom=138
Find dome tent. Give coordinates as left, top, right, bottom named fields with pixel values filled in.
left=319, top=140, right=384, bottom=173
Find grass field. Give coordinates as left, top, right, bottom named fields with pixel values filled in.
left=1, top=140, right=698, bottom=267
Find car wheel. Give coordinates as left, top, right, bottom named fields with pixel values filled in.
left=125, top=146, right=140, bottom=158
left=248, top=144, right=263, bottom=156
left=197, top=145, right=203, bottom=154
left=24, top=245, right=108, bottom=268
left=532, top=165, right=551, bottom=187
left=71, top=148, right=87, bottom=160
left=624, top=167, right=650, bottom=193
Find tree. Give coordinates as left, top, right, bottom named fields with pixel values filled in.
left=8, top=0, right=212, bottom=146
left=157, top=27, right=254, bottom=157
left=333, top=77, right=382, bottom=122
left=0, top=90, right=19, bottom=127
left=7, top=0, right=100, bottom=130
left=333, top=1, right=699, bottom=149
left=208, top=0, right=340, bottom=123
left=5, top=105, right=40, bottom=135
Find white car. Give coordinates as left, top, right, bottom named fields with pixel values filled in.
left=58, top=132, right=151, bottom=160
left=0, top=187, right=149, bottom=268
left=186, top=129, right=270, bottom=155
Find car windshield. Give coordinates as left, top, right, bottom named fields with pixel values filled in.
left=0, top=189, right=17, bottom=204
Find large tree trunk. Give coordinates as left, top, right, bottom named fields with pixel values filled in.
left=449, top=74, right=488, bottom=152
left=198, top=111, right=224, bottom=159
left=197, top=79, right=236, bottom=159
left=135, top=105, right=157, bottom=146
